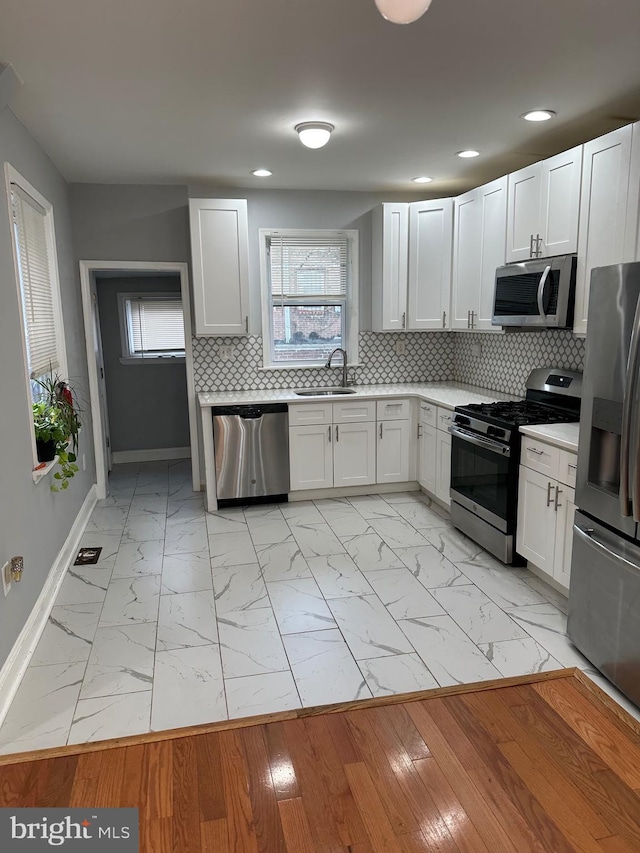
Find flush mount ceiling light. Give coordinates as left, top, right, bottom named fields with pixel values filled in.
left=522, top=109, right=557, bottom=122
left=457, top=149, right=480, bottom=158
left=375, top=0, right=433, bottom=24
left=295, top=122, right=334, bottom=149
left=412, top=176, right=433, bottom=183
left=251, top=169, right=272, bottom=177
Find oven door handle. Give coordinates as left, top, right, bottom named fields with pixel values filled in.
left=536, top=264, right=552, bottom=320
left=449, top=425, right=511, bottom=457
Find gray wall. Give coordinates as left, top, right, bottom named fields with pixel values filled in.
left=0, top=108, right=94, bottom=670
left=96, top=275, right=190, bottom=453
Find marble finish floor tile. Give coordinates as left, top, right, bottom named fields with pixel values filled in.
left=289, top=522, right=346, bottom=558
left=324, top=510, right=372, bottom=539
left=68, top=691, right=152, bottom=744
left=424, top=526, right=490, bottom=565
left=247, top=519, right=292, bottom=546
left=348, top=495, right=400, bottom=519
left=380, top=490, right=427, bottom=504
left=365, top=568, right=445, bottom=620
left=371, top=517, right=428, bottom=549
left=80, top=623, right=156, bottom=700
left=359, top=653, right=438, bottom=697
left=151, top=644, right=227, bottom=731
left=399, top=615, right=502, bottom=687
left=456, top=560, right=548, bottom=611
left=165, top=499, right=204, bottom=523
left=99, top=575, right=161, bottom=627
left=128, top=493, right=168, bottom=516
left=523, top=573, right=569, bottom=614
left=209, top=531, right=257, bottom=567
left=31, top=603, right=103, bottom=666
left=78, top=532, right=122, bottom=568
left=344, top=533, right=405, bottom=572
left=217, top=608, right=289, bottom=678
left=307, top=553, right=375, bottom=599
left=167, top=481, right=200, bottom=503
left=121, top=514, right=167, bottom=544
left=255, top=537, right=312, bottom=582
left=395, top=544, right=466, bottom=589
left=55, top=565, right=113, bottom=605
left=393, top=501, right=451, bottom=529
left=479, top=637, right=562, bottom=677
left=507, top=603, right=590, bottom=668
left=212, top=563, right=269, bottom=614
left=205, top=510, right=248, bottom=536
left=111, top=539, right=164, bottom=579
left=164, top=518, right=208, bottom=555
left=225, top=671, right=301, bottom=719
left=281, top=501, right=324, bottom=525
left=0, top=662, right=86, bottom=755
left=156, top=590, right=218, bottom=650
left=267, top=578, right=337, bottom=634
left=85, top=504, right=129, bottom=533
left=95, top=493, right=133, bottom=509
left=283, top=629, right=371, bottom=707
left=432, top=584, right=529, bottom=644
left=328, top=595, right=414, bottom=660
left=161, top=551, right=213, bottom=594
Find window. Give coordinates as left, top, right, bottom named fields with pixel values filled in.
left=7, top=167, right=66, bottom=399
left=118, top=293, right=186, bottom=362
left=260, top=229, right=359, bottom=367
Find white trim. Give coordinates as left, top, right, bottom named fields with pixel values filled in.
left=288, top=481, right=420, bottom=501
left=0, top=485, right=97, bottom=730
left=32, top=456, right=59, bottom=484
left=201, top=406, right=218, bottom=513
left=112, top=447, right=191, bottom=464
left=79, top=260, right=200, bottom=501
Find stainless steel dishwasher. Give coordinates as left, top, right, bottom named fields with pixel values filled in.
left=212, top=404, right=289, bottom=504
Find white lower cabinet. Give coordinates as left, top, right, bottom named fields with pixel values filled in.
left=289, top=424, right=333, bottom=491
left=333, top=422, right=376, bottom=488
left=418, top=422, right=437, bottom=494
left=377, top=419, right=410, bottom=483
left=435, top=430, right=452, bottom=507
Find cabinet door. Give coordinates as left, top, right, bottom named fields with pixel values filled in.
left=407, top=199, right=453, bottom=330
left=435, top=430, right=452, bottom=506
left=506, top=162, right=542, bottom=262
left=476, top=177, right=507, bottom=330
left=451, top=189, right=481, bottom=329
left=516, top=466, right=556, bottom=571
left=289, top=425, right=333, bottom=491
left=418, top=422, right=437, bottom=494
left=377, top=419, right=410, bottom=483
left=539, top=146, right=582, bottom=258
left=372, top=203, right=409, bottom=331
left=574, top=126, right=633, bottom=336
left=189, top=199, right=250, bottom=336
left=553, top=485, right=576, bottom=590
left=333, top=422, right=376, bottom=488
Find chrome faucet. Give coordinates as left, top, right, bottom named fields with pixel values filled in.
left=325, top=347, right=349, bottom=387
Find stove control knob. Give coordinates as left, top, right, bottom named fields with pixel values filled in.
left=487, top=426, right=505, bottom=439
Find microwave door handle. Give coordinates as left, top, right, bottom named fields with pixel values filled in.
left=536, top=265, right=552, bottom=321
left=621, top=295, right=640, bottom=517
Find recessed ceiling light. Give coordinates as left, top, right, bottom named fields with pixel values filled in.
left=412, top=176, right=433, bottom=184
left=295, top=122, right=334, bottom=149
left=457, top=150, right=480, bottom=158
left=522, top=110, right=556, bottom=122
left=251, top=169, right=272, bottom=177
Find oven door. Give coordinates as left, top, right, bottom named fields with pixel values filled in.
left=450, top=426, right=513, bottom=533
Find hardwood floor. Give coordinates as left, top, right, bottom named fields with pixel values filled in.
left=1, top=669, right=640, bottom=852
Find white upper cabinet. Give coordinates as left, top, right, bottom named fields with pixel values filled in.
left=407, top=199, right=453, bottom=330
left=189, top=198, right=250, bottom=336
left=573, top=126, right=634, bottom=336
left=506, top=146, right=582, bottom=262
left=372, top=203, right=409, bottom=331
left=452, top=176, right=507, bottom=331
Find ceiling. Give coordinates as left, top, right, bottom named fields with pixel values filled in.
left=2, top=0, right=640, bottom=192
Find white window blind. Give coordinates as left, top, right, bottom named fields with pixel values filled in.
left=269, top=234, right=348, bottom=301
left=11, top=186, right=59, bottom=379
left=125, top=297, right=185, bottom=355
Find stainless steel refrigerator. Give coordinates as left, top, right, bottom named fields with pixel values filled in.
left=568, top=262, right=640, bottom=707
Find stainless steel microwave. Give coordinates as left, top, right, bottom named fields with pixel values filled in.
left=492, top=255, right=577, bottom=328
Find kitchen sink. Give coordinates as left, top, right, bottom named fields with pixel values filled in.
left=294, top=387, right=357, bottom=396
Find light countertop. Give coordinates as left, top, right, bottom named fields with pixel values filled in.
left=198, top=381, right=517, bottom=411
left=519, top=422, right=580, bottom=452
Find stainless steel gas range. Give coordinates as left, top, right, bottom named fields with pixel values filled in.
left=449, top=368, right=582, bottom=565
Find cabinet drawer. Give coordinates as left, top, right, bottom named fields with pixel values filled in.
left=521, top=437, right=560, bottom=478
left=558, top=449, right=578, bottom=487
left=419, top=401, right=437, bottom=427
left=288, top=403, right=332, bottom=426
left=333, top=400, right=376, bottom=424
left=376, top=399, right=410, bottom=421
left=436, top=407, right=454, bottom=432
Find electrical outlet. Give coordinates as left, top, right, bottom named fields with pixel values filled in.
left=218, top=345, right=235, bottom=361
left=471, top=342, right=482, bottom=358
left=2, top=562, right=10, bottom=597
left=395, top=339, right=406, bottom=356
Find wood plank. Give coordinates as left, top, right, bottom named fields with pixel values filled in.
left=93, top=747, right=126, bottom=807
left=200, top=818, right=229, bottom=853
left=142, top=816, right=172, bottom=853
left=172, top=736, right=201, bottom=853
left=240, top=725, right=288, bottom=853
left=0, top=763, right=31, bottom=807
left=119, top=744, right=146, bottom=809
left=195, top=732, right=226, bottom=821
left=574, top=670, right=640, bottom=741
left=263, top=721, right=301, bottom=801
left=378, top=704, right=431, bottom=761
left=323, top=712, right=362, bottom=765
left=146, top=739, right=173, bottom=820
left=277, top=797, right=316, bottom=853
left=598, top=835, right=639, bottom=853
left=219, top=729, right=259, bottom=853
left=68, top=776, right=98, bottom=808
left=344, top=761, right=404, bottom=853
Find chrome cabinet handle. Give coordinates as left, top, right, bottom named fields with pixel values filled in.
left=470, top=310, right=475, bottom=329
left=527, top=446, right=544, bottom=455
left=245, top=315, right=249, bottom=333
left=328, top=426, right=331, bottom=443
left=554, top=486, right=563, bottom=511
left=530, top=234, right=535, bottom=258
left=467, top=310, right=471, bottom=329
left=568, top=463, right=577, bottom=472
left=402, top=312, right=406, bottom=329
left=442, top=310, right=446, bottom=329
left=379, top=423, right=383, bottom=439
left=335, top=425, right=339, bottom=442
left=536, top=234, right=542, bottom=257
left=417, top=424, right=422, bottom=439
left=546, top=482, right=555, bottom=507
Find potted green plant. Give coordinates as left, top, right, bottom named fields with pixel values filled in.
left=32, top=374, right=82, bottom=491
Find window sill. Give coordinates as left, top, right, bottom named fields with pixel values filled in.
left=259, top=363, right=360, bottom=372
left=33, top=457, right=59, bottom=484
left=119, top=356, right=186, bottom=366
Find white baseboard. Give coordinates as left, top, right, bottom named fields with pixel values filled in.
left=0, top=484, right=98, bottom=729
left=112, top=447, right=191, bottom=464
left=288, top=482, right=421, bottom=502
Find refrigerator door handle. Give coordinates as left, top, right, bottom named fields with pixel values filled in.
left=536, top=265, right=552, bottom=320
left=621, top=295, right=640, bottom=518
left=574, top=524, right=640, bottom=572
